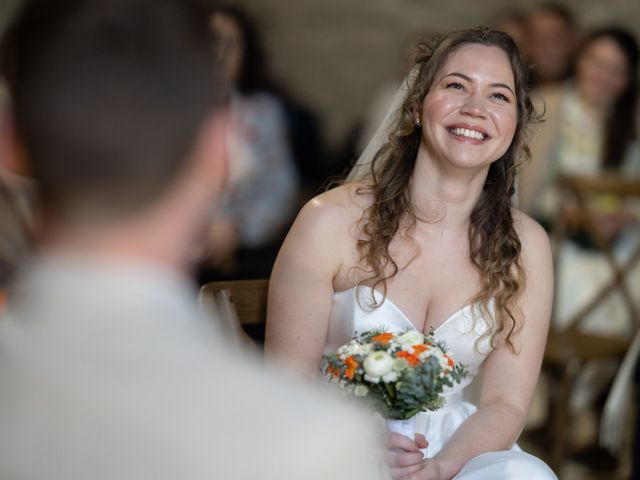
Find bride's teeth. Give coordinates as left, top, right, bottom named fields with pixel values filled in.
left=451, top=127, right=486, bottom=141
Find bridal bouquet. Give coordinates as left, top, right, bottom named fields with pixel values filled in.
left=321, top=330, right=466, bottom=439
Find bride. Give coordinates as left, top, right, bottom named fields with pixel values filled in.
left=265, top=27, right=557, bottom=480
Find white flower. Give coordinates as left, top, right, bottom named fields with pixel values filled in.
left=382, top=371, right=399, bottom=383
left=363, top=351, right=393, bottom=377
left=364, top=374, right=381, bottom=383
left=397, top=330, right=424, bottom=346
left=341, top=384, right=356, bottom=394
left=429, top=347, right=454, bottom=372
left=354, top=384, right=369, bottom=396
left=418, top=349, right=432, bottom=361
left=338, top=341, right=372, bottom=358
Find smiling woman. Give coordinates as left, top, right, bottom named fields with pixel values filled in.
left=266, top=27, right=556, bottom=480
left=419, top=44, right=517, bottom=171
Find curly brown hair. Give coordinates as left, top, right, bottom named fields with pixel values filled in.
left=353, top=27, right=537, bottom=351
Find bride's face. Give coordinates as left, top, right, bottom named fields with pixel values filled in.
left=419, top=43, right=517, bottom=170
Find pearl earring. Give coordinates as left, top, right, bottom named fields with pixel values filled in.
left=415, top=116, right=422, bottom=126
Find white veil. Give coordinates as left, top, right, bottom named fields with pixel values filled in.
left=346, top=66, right=420, bottom=183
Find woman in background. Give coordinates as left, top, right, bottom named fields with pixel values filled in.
left=200, top=4, right=299, bottom=280
left=520, top=27, right=640, bottom=225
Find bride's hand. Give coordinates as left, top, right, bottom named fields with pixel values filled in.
left=401, top=459, right=453, bottom=480
left=386, top=432, right=428, bottom=480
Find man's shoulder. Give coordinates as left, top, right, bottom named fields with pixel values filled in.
left=206, top=360, right=386, bottom=479
left=0, top=320, right=386, bottom=480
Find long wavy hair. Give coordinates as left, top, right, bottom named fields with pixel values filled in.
left=204, top=3, right=268, bottom=95
left=353, top=27, right=537, bottom=351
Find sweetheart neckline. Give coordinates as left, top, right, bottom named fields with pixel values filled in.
left=333, top=285, right=474, bottom=334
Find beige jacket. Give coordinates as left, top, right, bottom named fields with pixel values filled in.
left=0, top=258, right=388, bottom=480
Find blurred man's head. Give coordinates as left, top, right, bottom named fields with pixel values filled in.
left=526, top=4, right=577, bottom=85
left=2, top=0, right=227, bottom=226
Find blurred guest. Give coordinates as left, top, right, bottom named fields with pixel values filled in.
left=205, top=3, right=326, bottom=195
left=200, top=3, right=301, bottom=280
left=0, top=80, right=33, bottom=300
left=0, top=0, right=386, bottom=478
left=526, top=3, right=579, bottom=86
left=519, top=26, right=640, bottom=448
left=520, top=27, right=640, bottom=230
left=493, top=9, right=528, bottom=51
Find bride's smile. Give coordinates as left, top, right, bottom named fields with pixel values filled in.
left=446, top=123, right=490, bottom=143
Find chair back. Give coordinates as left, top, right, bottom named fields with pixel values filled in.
left=199, top=279, right=269, bottom=347
left=551, top=174, right=640, bottom=333
left=541, top=174, right=640, bottom=470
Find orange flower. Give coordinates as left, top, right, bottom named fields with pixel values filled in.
left=397, top=350, right=420, bottom=367
left=413, top=344, right=428, bottom=355
left=371, top=333, right=394, bottom=344
left=344, top=355, right=359, bottom=380
left=445, top=355, right=454, bottom=368
left=326, top=364, right=340, bottom=378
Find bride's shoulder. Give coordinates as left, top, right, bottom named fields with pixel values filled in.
left=295, top=181, right=372, bottom=228
left=279, top=182, right=371, bottom=267
left=511, top=208, right=552, bottom=267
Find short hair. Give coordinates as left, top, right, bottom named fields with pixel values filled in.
left=531, top=3, right=575, bottom=28
left=2, top=0, right=225, bottom=219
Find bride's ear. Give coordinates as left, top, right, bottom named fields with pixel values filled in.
left=412, top=107, right=423, bottom=127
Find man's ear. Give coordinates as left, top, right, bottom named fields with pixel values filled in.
left=0, top=108, right=30, bottom=177
left=190, top=109, right=230, bottom=198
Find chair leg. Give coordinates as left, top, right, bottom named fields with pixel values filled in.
left=550, top=360, right=578, bottom=476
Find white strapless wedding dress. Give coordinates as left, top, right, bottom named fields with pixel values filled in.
left=325, top=286, right=557, bottom=479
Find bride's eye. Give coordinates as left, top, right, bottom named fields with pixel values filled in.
left=446, top=82, right=465, bottom=91
left=491, top=92, right=510, bottom=102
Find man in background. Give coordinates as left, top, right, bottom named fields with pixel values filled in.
left=526, top=3, right=579, bottom=86
left=0, top=0, right=385, bottom=478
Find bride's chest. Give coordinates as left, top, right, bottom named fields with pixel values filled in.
left=334, top=241, right=482, bottom=333
left=326, top=285, right=493, bottom=376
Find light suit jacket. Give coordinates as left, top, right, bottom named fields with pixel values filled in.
left=0, top=257, right=387, bottom=480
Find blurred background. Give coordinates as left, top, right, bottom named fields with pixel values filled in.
left=4, top=0, right=638, bottom=182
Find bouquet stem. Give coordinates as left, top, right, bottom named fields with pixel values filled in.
left=385, top=416, right=417, bottom=440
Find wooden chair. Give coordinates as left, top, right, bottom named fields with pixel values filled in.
left=542, top=174, right=640, bottom=472
left=199, top=278, right=269, bottom=348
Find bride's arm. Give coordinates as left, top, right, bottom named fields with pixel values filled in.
left=265, top=190, right=350, bottom=377
left=398, top=212, right=554, bottom=480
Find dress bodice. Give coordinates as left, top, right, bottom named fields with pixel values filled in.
left=326, top=286, right=493, bottom=394
left=325, top=286, right=498, bottom=458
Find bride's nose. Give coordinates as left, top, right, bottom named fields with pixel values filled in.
left=459, top=95, right=488, bottom=118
